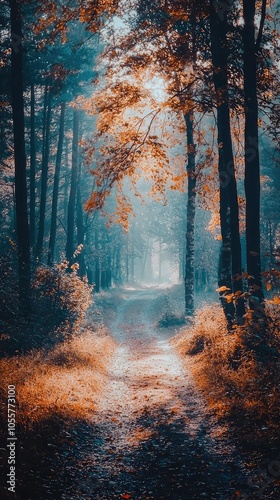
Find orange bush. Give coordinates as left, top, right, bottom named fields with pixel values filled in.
left=172, top=302, right=280, bottom=446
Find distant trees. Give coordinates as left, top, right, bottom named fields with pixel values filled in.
left=1, top=0, right=279, bottom=328
left=76, top=0, right=279, bottom=323
left=2, top=0, right=129, bottom=316
left=79, top=0, right=210, bottom=314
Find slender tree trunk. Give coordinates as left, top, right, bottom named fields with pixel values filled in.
left=101, top=237, right=108, bottom=289
left=115, top=244, right=122, bottom=284
left=106, top=235, right=112, bottom=288
left=268, top=219, right=274, bottom=267
left=87, top=267, right=93, bottom=285
left=111, top=245, right=116, bottom=284
left=184, top=108, right=197, bottom=316
left=66, top=110, right=79, bottom=264
left=48, top=102, right=66, bottom=266
left=76, top=161, right=86, bottom=278
left=142, top=234, right=150, bottom=279
left=10, top=0, right=30, bottom=309
left=146, top=244, right=152, bottom=280
left=131, top=238, right=135, bottom=282
left=30, top=82, right=36, bottom=251
left=101, top=270, right=106, bottom=290
left=210, top=0, right=244, bottom=323
left=158, top=236, right=162, bottom=282
left=243, top=0, right=264, bottom=303
left=126, top=237, right=129, bottom=283
left=106, top=268, right=112, bottom=288
left=94, top=226, right=100, bottom=292
left=35, top=85, right=52, bottom=261
left=64, top=138, right=69, bottom=222
left=180, top=235, right=185, bottom=283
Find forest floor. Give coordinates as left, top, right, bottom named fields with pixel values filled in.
left=2, top=286, right=278, bottom=499
left=49, top=287, right=249, bottom=499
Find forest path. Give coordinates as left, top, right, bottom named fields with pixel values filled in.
left=60, top=288, right=246, bottom=500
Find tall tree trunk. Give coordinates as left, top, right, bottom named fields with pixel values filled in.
left=131, top=238, right=135, bottom=282
left=35, top=85, right=52, bottom=261
left=94, top=227, right=100, bottom=292
left=243, top=0, right=264, bottom=303
left=126, top=236, right=129, bottom=283
left=105, top=233, right=112, bottom=288
left=115, top=244, right=122, bottom=284
left=76, top=160, right=86, bottom=278
left=158, top=236, right=162, bottom=282
left=180, top=235, right=185, bottom=283
left=101, top=237, right=107, bottom=289
left=169, top=3, right=198, bottom=314
left=101, top=270, right=106, bottom=290
left=106, top=268, right=112, bottom=288
left=30, top=82, right=36, bottom=251
left=112, top=246, right=116, bottom=283
left=210, top=0, right=244, bottom=323
left=184, top=108, right=197, bottom=316
left=66, top=110, right=79, bottom=264
left=142, top=234, right=150, bottom=280
left=48, top=102, right=66, bottom=266
left=10, top=0, right=30, bottom=309
left=64, top=138, right=69, bottom=222
left=268, top=219, right=274, bottom=268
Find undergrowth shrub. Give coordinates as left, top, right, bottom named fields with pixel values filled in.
left=157, top=291, right=186, bottom=328
left=172, top=302, right=280, bottom=451
left=33, top=261, right=92, bottom=329
left=0, top=256, right=93, bottom=354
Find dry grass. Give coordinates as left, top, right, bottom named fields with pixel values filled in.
left=0, top=326, right=116, bottom=426
left=172, top=303, right=280, bottom=448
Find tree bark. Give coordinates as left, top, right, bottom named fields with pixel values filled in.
left=131, top=238, right=135, bottom=282
left=210, top=0, right=245, bottom=323
left=64, top=138, right=69, bottom=222
left=30, top=82, right=36, bottom=251
left=48, top=101, right=66, bottom=266
left=184, top=108, right=197, bottom=316
left=101, top=270, right=107, bottom=290
left=243, top=0, right=264, bottom=303
left=142, top=234, right=150, bottom=280
left=66, top=110, right=79, bottom=265
left=126, top=236, right=129, bottom=283
left=10, top=0, right=30, bottom=309
left=94, top=227, right=100, bottom=292
left=106, top=268, right=112, bottom=288
left=115, top=244, right=122, bottom=284
left=76, top=159, right=86, bottom=278
left=35, top=84, right=52, bottom=261
left=158, top=236, right=162, bottom=282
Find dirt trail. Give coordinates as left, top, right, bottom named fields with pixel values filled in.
left=59, top=288, right=246, bottom=500
left=95, top=289, right=206, bottom=442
